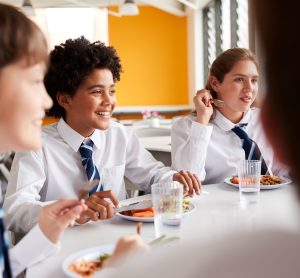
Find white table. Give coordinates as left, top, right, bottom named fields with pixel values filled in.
left=139, top=136, right=171, bottom=166
left=120, top=119, right=173, bottom=126
left=114, top=105, right=192, bottom=115
left=139, top=136, right=171, bottom=152
left=27, top=183, right=300, bottom=277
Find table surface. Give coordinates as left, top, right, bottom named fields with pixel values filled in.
left=27, top=182, right=300, bottom=278
left=139, top=136, right=171, bottom=152
left=114, top=105, right=192, bottom=114
left=120, top=119, right=173, bottom=126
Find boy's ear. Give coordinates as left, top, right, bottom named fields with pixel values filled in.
left=209, top=76, right=220, bottom=92
left=56, top=92, right=71, bottom=109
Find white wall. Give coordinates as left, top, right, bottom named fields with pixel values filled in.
left=187, top=7, right=204, bottom=105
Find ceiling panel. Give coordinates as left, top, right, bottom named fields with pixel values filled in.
left=0, top=0, right=185, bottom=15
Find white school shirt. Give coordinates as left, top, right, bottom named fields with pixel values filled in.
left=9, top=224, right=59, bottom=277
left=4, top=119, right=175, bottom=234
left=0, top=196, right=58, bottom=277
left=171, top=108, right=289, bottom=184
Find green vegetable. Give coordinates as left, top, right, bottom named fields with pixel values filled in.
left=99, top=253, right=111, bottom=262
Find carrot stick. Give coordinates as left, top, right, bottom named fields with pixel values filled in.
left=136, top=222, right=143, bottom=235
left=134, top=211, right=154, bottom=217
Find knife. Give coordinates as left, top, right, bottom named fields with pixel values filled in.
left=77, top=179, right=100, bottom=199
left=115, top=199, right=153, bottom=213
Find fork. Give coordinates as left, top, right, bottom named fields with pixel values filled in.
left=211, top=99, right=225, bottom=108
left=266, top=167, right=274, bottom=176
left=148, top=235, right=166, bottom=246
left=148, top=235, right=180, bottom=247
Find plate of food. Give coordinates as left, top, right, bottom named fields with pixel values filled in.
left=62, top=245, right=114, bottom=278
left=116, top=195, right=195, bottom=222
left=224, top=175, right=291, bottom=190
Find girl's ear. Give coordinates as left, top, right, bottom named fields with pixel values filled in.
left=56, top=92, right=71, bottom=109
left=209, top=76, right=220, bottom=93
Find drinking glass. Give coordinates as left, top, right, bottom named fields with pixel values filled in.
left=238, top=160, right=261, bottom=206
left=151, top=181, right=183, bottom=238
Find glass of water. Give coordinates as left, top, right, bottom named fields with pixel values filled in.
left=238, top=160, right=261, bottom=206
left=151, top=181, right=183, bottom=238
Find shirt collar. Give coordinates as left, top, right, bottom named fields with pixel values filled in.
left=89, top=129, right=102, bottom=149
left=57, top=118, right=102, bottom=152
left=213, top=109, right=252, bottom=131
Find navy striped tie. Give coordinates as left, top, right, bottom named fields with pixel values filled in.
left=79, top=139, right=102, bottom=195
left=232, top=125, right=268, bottom=174
left=0, top=209, right=12, bottom=278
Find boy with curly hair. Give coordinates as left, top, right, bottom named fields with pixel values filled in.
left=4, top=37, right=200, bottom=234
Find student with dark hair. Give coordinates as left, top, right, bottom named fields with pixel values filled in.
left=4, top=37, right=201, bottom=233
left=0, top=3, right=86, bottom=277
left=171, top=48, right=288, bottom=184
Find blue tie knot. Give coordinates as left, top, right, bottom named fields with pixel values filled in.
left=232, top=125, right=249, bottom=140
left=79, top=139, right=94, bottom=160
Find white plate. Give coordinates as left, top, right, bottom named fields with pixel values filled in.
left=116, top=194, right=153, bottom=222
left=116, top=212, right=154, bottom=222
left=116, top=195, right=196, bottom=223
left=224, top=176, right=292, bottom=190
left=183, top=202, right=196, bottom=215
left=62, top=245, right=114, bottom=278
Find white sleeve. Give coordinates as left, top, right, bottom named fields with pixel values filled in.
left=124, top=130, right=176, bottom=192
left=3, top=150, right=53, bottom=234
left=171, top=116, right=213, bottom=181
left=9, top=224, right=59, bottom=277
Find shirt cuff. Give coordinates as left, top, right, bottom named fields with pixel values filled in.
left=190, top=121, right=213, bottom=141
left=9, top=224, right=60, bottom=277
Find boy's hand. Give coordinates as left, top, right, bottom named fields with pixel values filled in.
left=76, top=190, right=119, bottom=224
left=173, top=170, right=201, bottom=196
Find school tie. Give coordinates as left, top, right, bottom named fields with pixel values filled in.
left=232, top=124, right=268, bottom=174
left=79, top=139, right=103, bottom=195
left=0, top=209, right=12, bottom=278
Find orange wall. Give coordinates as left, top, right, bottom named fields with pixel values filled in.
left=108, top=6, right=188, bottom=106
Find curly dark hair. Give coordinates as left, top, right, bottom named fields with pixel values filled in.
left=45, top=36, right=122, bottom=118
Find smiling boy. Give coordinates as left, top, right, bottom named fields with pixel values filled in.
left=4, top=37, right=200, bottom=234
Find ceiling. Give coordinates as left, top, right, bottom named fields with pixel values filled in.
left=1, top=0, right=191, bottom=16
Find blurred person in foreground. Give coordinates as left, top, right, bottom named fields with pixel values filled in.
left=0, top=3, right=87, bottom=277
left=96, top=0, right=300, bottom=277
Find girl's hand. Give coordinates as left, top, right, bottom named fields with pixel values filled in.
left=193, top=89, right=214, bottom=125
left=102, top=235, right=149, bottom=268
left=39, top=199, right=87, bottom=244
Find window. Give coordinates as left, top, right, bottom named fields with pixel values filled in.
left=31, top=8, right=108, bottom=50
left=202, top=0, right=249, bottom=81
